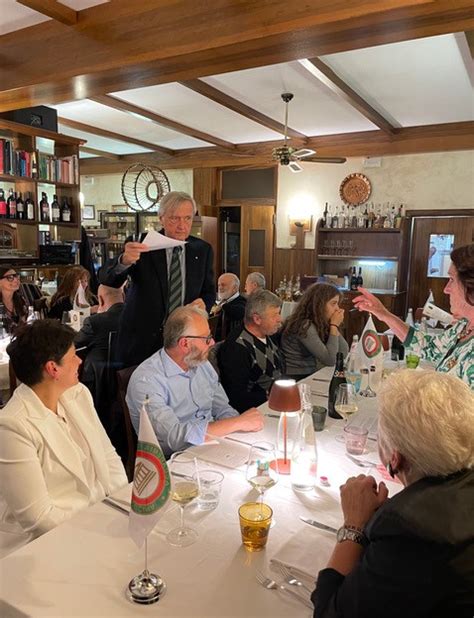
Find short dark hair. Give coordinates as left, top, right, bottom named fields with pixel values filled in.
left=7, top=319, right=76, bottom=386
left=451, top=243, right=474, bottom=306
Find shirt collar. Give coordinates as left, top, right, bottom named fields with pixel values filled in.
left=160, top=348, right=196, bottom=378
left=222, top=291, right=240, bottom=304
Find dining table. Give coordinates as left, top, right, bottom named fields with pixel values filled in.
left=0, top=366, right=403, bottom=618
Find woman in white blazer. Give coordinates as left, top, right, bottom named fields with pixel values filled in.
left=0, top=319, right=127, bottom=557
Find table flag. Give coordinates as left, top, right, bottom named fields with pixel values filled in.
left=129, top=399, right=171, bottom=548
left=357, top=315, right=384, bottom=379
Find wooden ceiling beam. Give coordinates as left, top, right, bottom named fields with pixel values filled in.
left=59, top=117, right=174, bottom=156
left=91, top=94, right=235, bottom=150
left=464, top=30, right=474, bottom=58
left=1, top=1, right=474, bottom=112
left=180, top=79, right=306, bottom=140
left=79, top=121, right=474, bottom=174
left=16, top=0, right=78, bottom=25
left=298, top=58, right=397, bottom=135
left=80, top=146, right=122, bottom=160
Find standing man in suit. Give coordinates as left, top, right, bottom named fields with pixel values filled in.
left=211, top=273, right=246, bottom=340
left=100, top=192, right=215, bottom=367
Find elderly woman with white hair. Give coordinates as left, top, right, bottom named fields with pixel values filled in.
left=312, top=370, right=474, bottom=618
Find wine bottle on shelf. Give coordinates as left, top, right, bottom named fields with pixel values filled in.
left=328, top=353, right=347, bottom=419
left=16, top=192, right=25, bottom=220
left=356, top=267, right=363, bottom=287
left=61, top=198, right=71, bottom=223
left=0, top=189, right=7, bottom=218
left=350, top=207, right=357, bottom=228
left=367, top=203, right=376, bottom=228
left=394, top=204, right=403, bottom=229
left=25, top=193, right=35, bottom=220
left=362, top=204, right=369, bottom=228
left=7, top=189, right=17, bottom=219
left=322, top=202, right=329, bottom=228
left=350, top=266, right=358, bottom=291
left=338, top=205, right=345, bottom=229
left=51, top=194, right=61, bottom=222
left=40, top=192, right=50, bottom=222
left=331, top=205, right=339, bottom=229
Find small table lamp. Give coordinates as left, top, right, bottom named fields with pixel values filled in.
left=268, top=379, right=301, bottom=474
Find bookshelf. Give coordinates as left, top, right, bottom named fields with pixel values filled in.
left=0, top=118, right=83, bottom=262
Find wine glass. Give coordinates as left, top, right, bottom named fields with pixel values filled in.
left=359, top=366, right=377, bottom=398
left=37, top=270, right=45, bottom=289
left=166, top=452, right=200, bottom=548
left=334, top=384, right=359, bottom=443
left=246, top=442, right=279, bottom=505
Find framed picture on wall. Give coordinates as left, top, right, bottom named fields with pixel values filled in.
left=82, top=205, right=96, bottom=220
left=111, top=204, right=129, bottom=213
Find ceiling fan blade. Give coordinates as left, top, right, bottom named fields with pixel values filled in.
left=292, top=148, right=316, bottom=159
left=288, top=161, right=303, bottom=173
left=304, top=156, right=347, bottom=164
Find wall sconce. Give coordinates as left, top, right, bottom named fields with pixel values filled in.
left=289, top=216, right=313, bottom=249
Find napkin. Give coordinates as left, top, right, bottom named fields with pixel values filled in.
left=270, top=527, right=335, bottom=585
left=142, top=229, right=187, bottom=250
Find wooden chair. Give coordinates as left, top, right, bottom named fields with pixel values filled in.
left=116, top=365, right=138, bottom=481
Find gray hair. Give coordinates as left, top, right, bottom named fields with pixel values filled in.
left=219, top=272, right=240, bottom=290
left=158, top=191, right=197, bottom=217
left=163, top=305, right=209, bottom=348
left=378, top=370, right=474, bottom=478
left=244, top=289, right=282, bottom=323
left=246, top=272, right=266, bottom=290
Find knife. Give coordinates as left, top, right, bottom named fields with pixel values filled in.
left=300, top=516, right=337, bottom=534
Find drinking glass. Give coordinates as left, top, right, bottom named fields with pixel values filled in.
left=166, top=452, right=200, bottom=547
left=329, top=240, right=336, bottom=255
left=238, top=502, right=273, bottom=552
left=335, top=240, right=342, bottom=256
left=405, top=353, right=420, bottom=369
left=61, top=311, right=72, bottom=325
left=359, top=366, right=377, bottom=398
left=334, top=384, right=359, bottom=443
left=341, top=240, right=348, bottom=256
left=246, top=442, right=279, bottom=505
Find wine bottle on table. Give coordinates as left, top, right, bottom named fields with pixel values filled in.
left=391, top=335, right=405, bottom=361
left=328, top=352, right=347, bottom=419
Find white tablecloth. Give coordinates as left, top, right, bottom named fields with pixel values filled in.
left=0, top=367, right=402, bottom=617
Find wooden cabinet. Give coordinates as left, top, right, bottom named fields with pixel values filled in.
left=0, top=118, right=82, bottom=263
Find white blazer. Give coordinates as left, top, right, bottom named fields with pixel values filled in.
left=0, top=382, right=127, bottom=557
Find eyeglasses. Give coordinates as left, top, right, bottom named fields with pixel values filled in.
left=180, top=334, right=214, bottom=345
left=167, top=216, right=193, bottom=224
left=1, top=274, right=19, bottom=282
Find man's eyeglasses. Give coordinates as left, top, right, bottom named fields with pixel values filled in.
left=1, top=274, right=19, bottom=282
left=181, top=334, right=214, bottom=345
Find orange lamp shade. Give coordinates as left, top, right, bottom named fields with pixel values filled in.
left=268, top=379, right=301, bottom=413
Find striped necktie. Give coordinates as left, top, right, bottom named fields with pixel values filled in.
left=168, top=246, right=183, bottom=315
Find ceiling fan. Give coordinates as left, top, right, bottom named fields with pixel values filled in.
left=272, top=92, right=346, bottom=172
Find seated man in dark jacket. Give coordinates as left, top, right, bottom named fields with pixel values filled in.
left=210, top=273, right=246, bottom=340
left=217, top=290, right=284, bottom=412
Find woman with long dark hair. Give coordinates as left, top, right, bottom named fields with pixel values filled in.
left=281, top=282, right=349, bottom=380
left=0, top=265, right=28, bottom=334
left=354, top=243, right=474, bottom=387
left=48, top=266, right=96, bottom=320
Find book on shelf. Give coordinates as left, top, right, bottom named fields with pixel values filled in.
left=38, top=152, right=78, bottom=184
left=0, top=138, right=38, bottom=178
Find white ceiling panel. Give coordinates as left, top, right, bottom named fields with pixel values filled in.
left=112, top=83, right=283, bottom=143
left=58, top=124, right=153, bottom=155
left=320, top=34, right=474, bottom=127
left=52, top=100, right=211, bottom=149
left=0, top=0, right=108, bottom=36
left=202, top=61, right=377, bottom=136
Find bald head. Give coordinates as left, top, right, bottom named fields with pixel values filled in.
left=217, top=273, right=240, bottom=301
left=98, top=284, right=124, bottom=313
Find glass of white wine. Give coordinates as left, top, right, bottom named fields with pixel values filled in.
left=246, top=442, right=279, bottom=505
left=166, top=452, right=200, bottom=548
left=334, top=384, right=359, bottom=443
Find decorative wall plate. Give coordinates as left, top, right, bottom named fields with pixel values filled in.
left=339, top=173, right=372, bottom=205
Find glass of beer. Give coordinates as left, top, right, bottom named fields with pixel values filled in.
left=238, top=502, right=273, bottom=552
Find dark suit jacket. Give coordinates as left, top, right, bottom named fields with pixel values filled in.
left=100, top=235, right=214, bottom=367
left=216, top=294, right=246, bottom=340
left=312, top=469, right=474, bottom=618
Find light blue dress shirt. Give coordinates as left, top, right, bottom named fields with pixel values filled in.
left=126, top=348, right=238, bottom=457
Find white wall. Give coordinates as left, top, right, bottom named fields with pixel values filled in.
left=276, top=150, right=474, bottom=248
left=79, top=169, right=193, bottom=225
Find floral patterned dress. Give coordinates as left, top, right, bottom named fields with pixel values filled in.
left=404, top=318, right=474, bottom=388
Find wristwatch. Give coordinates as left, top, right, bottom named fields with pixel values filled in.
left=336, top=525, right=368, bottom=547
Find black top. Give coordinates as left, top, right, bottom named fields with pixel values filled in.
left=312, top=469, right=474, bottom=618
left=215, top=294, right=246, bottom=340
left=48, top=297, right=73, bottom=320
left=100, top=234, right=215, bottom=367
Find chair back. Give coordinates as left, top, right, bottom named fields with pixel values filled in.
left=116, top=365, right=138, bottom=481
left=32, top=297, right=49, bottom=319
left=208, top=315, right=219, bottom=339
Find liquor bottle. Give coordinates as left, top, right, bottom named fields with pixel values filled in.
left=328, top=352, right=347, bottom=419
left=25, top=193, right=35, bottom=220
left=7, top=189, right=17, bottom=219
left=61, top=198, right=71, bottom=223
left=322, top=202, right=329, bottom=228
left=367, top=203, right=376, bottom=228
left=40, top=192, right=50, bottom=222
left=350, top=266, right=358, bottom=291
left=16, top=192, right=25, bottom=220
left=362, top=204, right=369, bottom=228
left=51, top=194, right=61, bottom=222
left=350, top=207, right=357, bottom=228
left=331, top=205, right=339, bottom=229
left=356, top=267, right=363, bottom=287
left=394, top=204, right=403, bottom=229
left=0, top=189, right=7, bottom=218
left=338, top=205, right=345, bottom=229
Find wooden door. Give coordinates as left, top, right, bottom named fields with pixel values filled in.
left=240, top=203, right=275, bottom=289
left=407, top=212, right=474, bottom=314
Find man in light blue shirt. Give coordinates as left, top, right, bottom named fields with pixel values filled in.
left=127, top=306, right=264, bottom=458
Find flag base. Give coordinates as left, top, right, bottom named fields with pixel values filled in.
left=126, top=569, right=166, bottom=604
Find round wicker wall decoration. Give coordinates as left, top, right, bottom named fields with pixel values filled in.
left=339, top=173, right=372, bottom=205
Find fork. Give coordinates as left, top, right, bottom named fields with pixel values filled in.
left=346, top=453, right=378, bottom=467
left=275, top=563, right=313, bottom=594
left=255, top=571, right=313, bottom=609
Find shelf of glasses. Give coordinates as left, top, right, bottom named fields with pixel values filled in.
left=319, top=227, right=401, bottom=233
left=317, top=255, right=398, bottom=260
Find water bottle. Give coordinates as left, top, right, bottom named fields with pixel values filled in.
left=290, top=409, right=318, bottom=492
